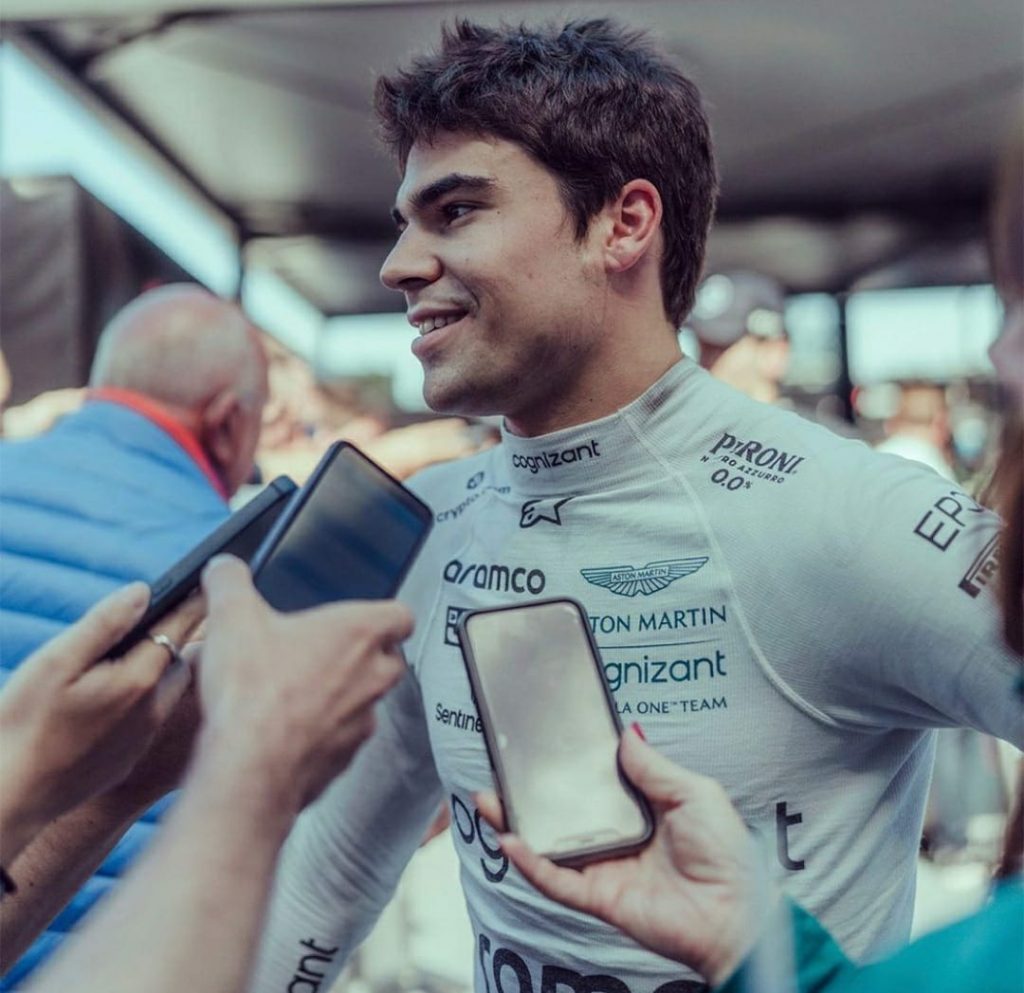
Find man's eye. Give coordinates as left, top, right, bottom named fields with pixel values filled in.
left=442, top=203, right=475, bottom=223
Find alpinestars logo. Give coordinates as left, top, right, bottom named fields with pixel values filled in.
left=520, top=497, right=571, bottom=528
left=511, top=439, right=601, bottom=475
left=581, top=557, right=709, bottom=597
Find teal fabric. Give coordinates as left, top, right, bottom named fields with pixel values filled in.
left=717, top=879, right=1024, bottom=993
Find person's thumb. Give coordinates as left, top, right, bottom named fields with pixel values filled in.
left=201, top=555, right=257, bottom=623
left=619, top=726, right=703, bottom=809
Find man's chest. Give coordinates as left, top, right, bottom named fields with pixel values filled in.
left=413, top=493, right=784, bottom=799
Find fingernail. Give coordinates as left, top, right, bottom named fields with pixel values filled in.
left=127, top=581, right=150, bottom=611
left=202, top=555, right=235, bottom=581
left=631, top=722, right=646, bottom=741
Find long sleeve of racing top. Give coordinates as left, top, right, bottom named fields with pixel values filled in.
left=248, top=667, right=443, bottom=991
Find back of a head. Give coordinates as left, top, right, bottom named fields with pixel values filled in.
left=689, top=271, right=787, bottom=351
left=892, top=381, right=948, bottom=429
left=89, top=285, right=266, bottom=414
left=374, top=18, right=718, bottom=327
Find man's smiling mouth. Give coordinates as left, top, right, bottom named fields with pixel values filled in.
left=407, top=309, right=471, bottom=335
left=418, top=313, right=466, bottom=334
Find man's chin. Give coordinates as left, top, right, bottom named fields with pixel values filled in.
left=422, top=375, right=502, bottom=419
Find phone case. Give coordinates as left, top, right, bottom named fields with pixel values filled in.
left=248, top=440, right=434, bottom=597
left=457, top=597, right=654, bottom=867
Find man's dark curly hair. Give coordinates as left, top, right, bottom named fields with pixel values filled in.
left=374, top=19, right=718, bottom=327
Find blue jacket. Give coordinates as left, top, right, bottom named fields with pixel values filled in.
left=0, top=400, right=229, bottom=987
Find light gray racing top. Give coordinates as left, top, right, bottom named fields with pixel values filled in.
left=252, top=360, right=1022, bottom=993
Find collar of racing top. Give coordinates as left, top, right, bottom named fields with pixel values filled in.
left=498, top=357, right=699, bottom=497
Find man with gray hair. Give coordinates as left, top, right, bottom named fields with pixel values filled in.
left=0, top=282, right=268, bottom=988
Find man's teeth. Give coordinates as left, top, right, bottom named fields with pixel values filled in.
left=420, top=314, right=462, bottom=333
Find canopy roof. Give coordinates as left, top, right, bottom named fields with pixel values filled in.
left=4, top=0, right=1021, bottom=313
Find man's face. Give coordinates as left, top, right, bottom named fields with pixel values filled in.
left=380, top=133, right=608, bottom=425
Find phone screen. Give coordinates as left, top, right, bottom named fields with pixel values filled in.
left=460, top=600, right=650, bottom=863
left=253, top=444, right=432, bottom=612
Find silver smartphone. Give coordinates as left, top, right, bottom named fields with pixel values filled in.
left=457, top=598, right=653, bottom=866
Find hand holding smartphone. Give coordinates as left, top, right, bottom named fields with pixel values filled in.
left=458, top=598, right=653, bottom=866
left=109, top=476, right=298, bottom=658
left=111, top=441, right=433, bottom=655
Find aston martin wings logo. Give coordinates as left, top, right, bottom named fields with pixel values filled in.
left=580, top=557, right=709, bottom=597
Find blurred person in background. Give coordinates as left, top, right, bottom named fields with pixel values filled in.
left=688, top=271, right=791, bottom=405
left=255, top=331, right=491, bottom=488
left=480, top=120, right=1024, bottom=993
left=875, top=381, right=955, bottom=480
left=0, top=556, right=412, bottom=993
left=0, top=283, right=268, bottom=663
left=0, top=283, right=268, bottom=987
left=687, top=271, right=860, bottom=439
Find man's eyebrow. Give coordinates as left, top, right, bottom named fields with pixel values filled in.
left=391, top=173, right=496, bottom=225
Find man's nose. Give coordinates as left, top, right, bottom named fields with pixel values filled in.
left=380, top=228, right=442, bottom=292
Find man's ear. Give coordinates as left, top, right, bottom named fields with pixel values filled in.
left=199, top=389, right=243, bottom=485
left=603, top=179, right=663, bottom=274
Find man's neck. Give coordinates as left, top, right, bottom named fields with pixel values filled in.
left=505, top=327, right=682, bottom=438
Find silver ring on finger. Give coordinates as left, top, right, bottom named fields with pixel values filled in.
left=146, top=633, right=184, bottom=667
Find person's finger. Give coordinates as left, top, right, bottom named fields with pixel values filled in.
left=181, top=642, right=203, bottom=667
left=474, top=791, right=508, bottom=833
left=618, top=726, right=703, bottom=808
left=116, top=592, right=208, bottom=691
left=45, top=582, right=150, bottom=676
left=153, top=592, right=207, bottom=653
left=334, top=652, right=407, bottom=719
left=499, top=834, right=595, bottom=913
left=367, top=650, right=408, bottom=698
left=151, top=653, right=195, bottom=721
left=321, top=599, right=415, bottom=647
left=201, top=555, right=259, bottom=624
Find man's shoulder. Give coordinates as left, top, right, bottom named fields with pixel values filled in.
left=671, top=381, right=873, bottom=498
left=405, top=446, right=506, bottom=517
left=398, top=448, right=508, bottom=618
left=672, top=383, right=992, bottom=565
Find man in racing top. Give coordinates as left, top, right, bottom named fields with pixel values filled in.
left=251, top=20, right=1023, bottom=993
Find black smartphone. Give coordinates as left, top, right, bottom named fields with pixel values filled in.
left=457, top=598, right=654, bottom=866
left=109, top=475, right=298, bottom=658
left=249, top=441, right=434, bottom=612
